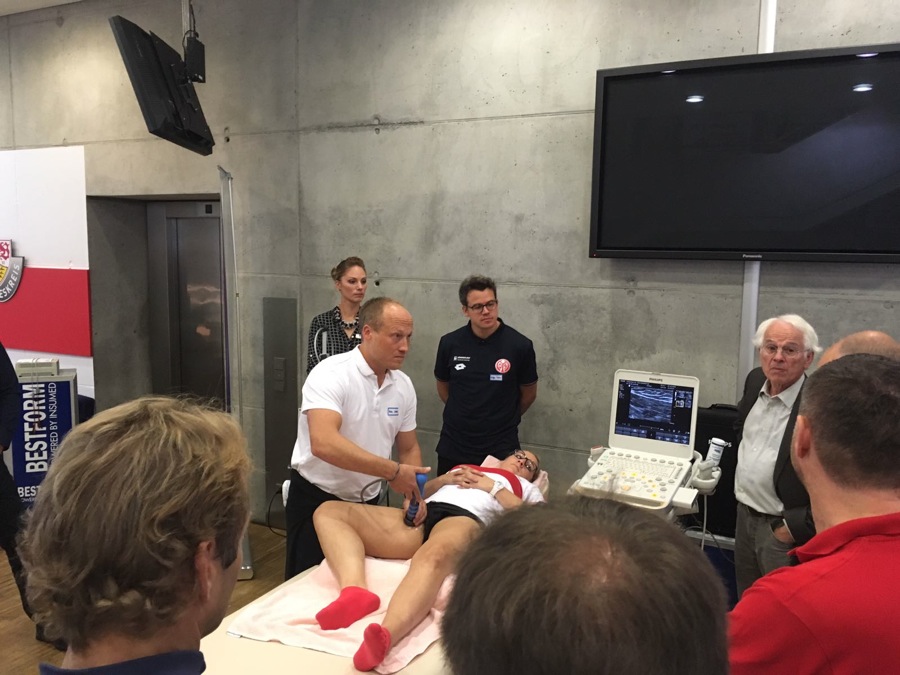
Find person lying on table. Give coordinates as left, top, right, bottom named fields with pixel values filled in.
left=312, top=449, right=544, bottom=671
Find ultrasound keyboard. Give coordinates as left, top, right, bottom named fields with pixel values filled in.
left=574, top=448, right=691, bottom=509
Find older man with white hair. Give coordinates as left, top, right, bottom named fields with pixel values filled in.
left=733, top=314, right=820, bottom=597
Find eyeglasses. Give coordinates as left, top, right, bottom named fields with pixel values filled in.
left=467, top=300, right=498, bottom=312
left=513, top=451, right=537, bottom=474
left=761, top=343, right=806, bottom=359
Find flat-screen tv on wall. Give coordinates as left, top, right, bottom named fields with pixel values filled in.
left=589, top=44, right=900, bottom=262
left=109, top=15, right=215, bottom=157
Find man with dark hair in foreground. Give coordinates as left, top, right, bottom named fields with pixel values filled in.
left=730, top=353, right=900, bottom=673
left=19, top=396, right=251, bottom=674
left=442, top=496, right=729, bottom=675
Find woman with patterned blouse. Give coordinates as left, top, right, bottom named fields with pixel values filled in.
left=306, top=257, right=368, bottom=374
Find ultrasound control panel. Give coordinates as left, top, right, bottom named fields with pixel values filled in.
left=574, top=448, right=691, bottom=509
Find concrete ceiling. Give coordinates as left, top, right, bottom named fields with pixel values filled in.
left=0, top=0, right=81, bottom=17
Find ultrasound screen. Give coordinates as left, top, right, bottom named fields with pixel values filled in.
left=614, top=379, right=695, bottom=445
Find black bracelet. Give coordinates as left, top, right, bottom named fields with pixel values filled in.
left=388, top=462, right=401, bottom=482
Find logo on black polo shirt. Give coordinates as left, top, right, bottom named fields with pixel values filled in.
left=495, top=359, right=511, bottom=373
left=453, top=355, right=471, bottom=362
left=455, top=363, right=466, bottom=371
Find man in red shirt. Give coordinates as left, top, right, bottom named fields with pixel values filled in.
left=729, top=346, right=900, bottom=674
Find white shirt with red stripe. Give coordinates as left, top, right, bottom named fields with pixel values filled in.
left=425, top=465, right=544, bottom=524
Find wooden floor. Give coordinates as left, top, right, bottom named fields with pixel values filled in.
left=1, top=523, right=287, bottom=675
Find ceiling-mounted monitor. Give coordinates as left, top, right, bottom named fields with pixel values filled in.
left=109, top=15, right=214, bottom=156
left=589, top=44, right=900, bottom=263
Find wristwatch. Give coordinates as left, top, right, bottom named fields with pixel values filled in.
left=489, top=481, right=504, bottom=498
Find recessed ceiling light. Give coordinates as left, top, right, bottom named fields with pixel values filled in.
left=686, top=95, right=704, bottom=103
left=661, top=69, right=676, bottom=74
left=856, top=53, right=879, bottom=58
left=853, top=83, right=874, bottom=92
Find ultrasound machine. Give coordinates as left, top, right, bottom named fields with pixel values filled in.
left=574, top=369, right=720, bottom=515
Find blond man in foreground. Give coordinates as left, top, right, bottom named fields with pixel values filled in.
left=20, top=396, right=251, bottom=675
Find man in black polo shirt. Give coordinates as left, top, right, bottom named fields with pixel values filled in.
left=434, top=275, right=538, bottom=476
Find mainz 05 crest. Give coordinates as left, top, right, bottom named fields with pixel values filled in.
left=0, top=240, right=24, bottom=302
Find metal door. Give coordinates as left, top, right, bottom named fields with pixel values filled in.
left=147, top=202, right=225, bottom=406
left=175, top=216, right=225, bottom=403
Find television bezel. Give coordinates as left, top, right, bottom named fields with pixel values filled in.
left=589, top=43, right=900, bottom=263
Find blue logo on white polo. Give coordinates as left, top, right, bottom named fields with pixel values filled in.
left=387, top=406, right=399, bottom=416
left=490, top=374, right=503, bottom=381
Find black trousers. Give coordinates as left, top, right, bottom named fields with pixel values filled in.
left=283, top=469, right=379, bottom=580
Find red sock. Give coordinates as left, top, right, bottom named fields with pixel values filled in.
left=353, top=623, right=392, bottom=671
left=315, top=586, right=380, bottom=630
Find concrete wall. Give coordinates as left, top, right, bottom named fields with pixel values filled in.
left=86, top=197, right=152, bottom=411
left=2, top=0, right=899, bottom=516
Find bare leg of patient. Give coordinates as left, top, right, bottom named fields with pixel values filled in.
left=354, top=517, right=481, bottom=671
left=313, top=501, right=422, bottom=630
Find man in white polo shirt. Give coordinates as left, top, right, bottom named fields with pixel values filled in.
left=285, top=297, right=430, bottom=579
